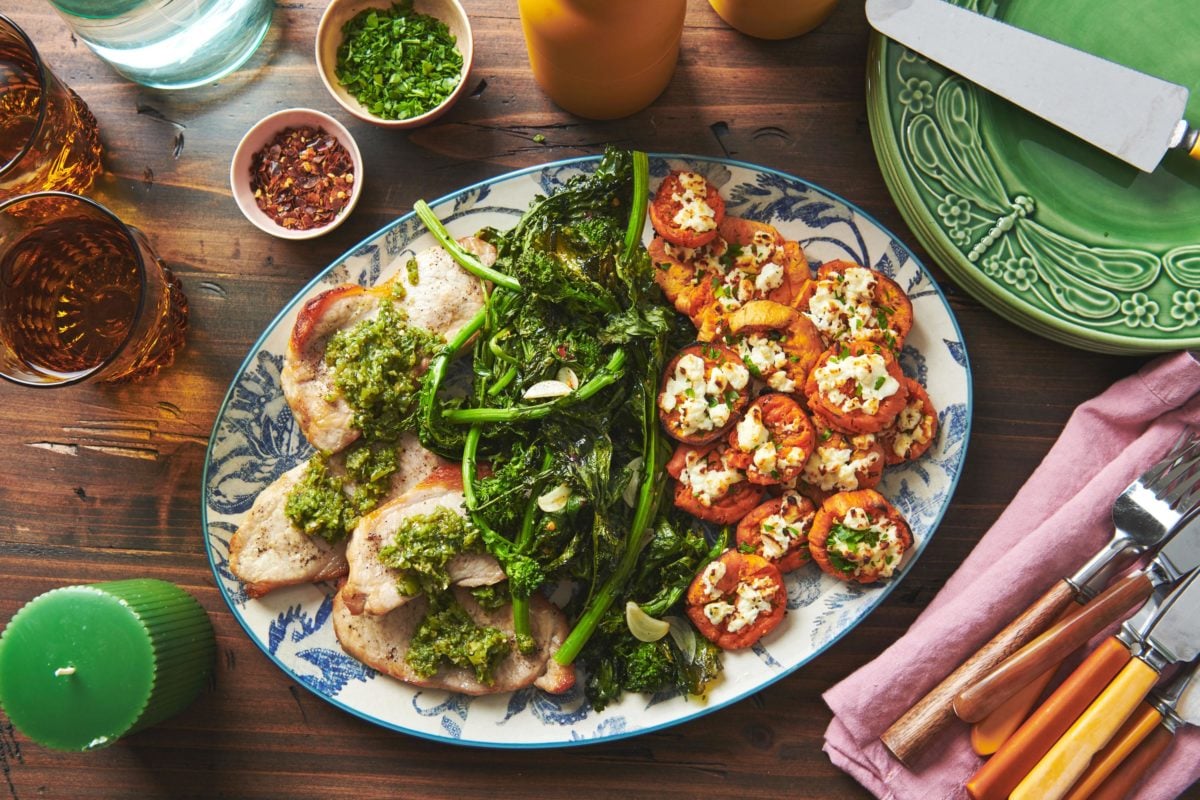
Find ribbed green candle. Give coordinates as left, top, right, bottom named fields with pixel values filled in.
left=0, top=579, right=215, bottom=751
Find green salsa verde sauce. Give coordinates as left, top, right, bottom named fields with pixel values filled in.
left=406, top=595, right=511, bottom=683
left=379, top=506, right=515, bottom=681
left=284, top=442, right=399, bottom=543
left=285, top=291, right=442, bottom=542
left=378, top=506, right=482, bottom=597
left=324, top=294, right=443, bottom=443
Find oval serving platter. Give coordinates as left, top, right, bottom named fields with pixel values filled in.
left=203, top=155, right=972, bottom=748
left=867, top=0, right=1200, bottom=355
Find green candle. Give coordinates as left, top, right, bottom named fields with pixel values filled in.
left=0, top=579, right=214, bottom=751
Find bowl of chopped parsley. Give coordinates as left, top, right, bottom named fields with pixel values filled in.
left=316, top=0, right=473, bottom=128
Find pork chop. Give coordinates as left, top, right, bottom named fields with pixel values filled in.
left=281, top=238, right=494, bottom=454
left=341, top=465, right=505, bottom=616
left=229, top=433, right=446, bottom=597
left=332, top=585, right=576, bottom=695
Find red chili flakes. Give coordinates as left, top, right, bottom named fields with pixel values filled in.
left=249, top=126, right=355, bottom=231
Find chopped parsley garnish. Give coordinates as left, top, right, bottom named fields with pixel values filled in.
left=335, top=1, right=465, bottom=121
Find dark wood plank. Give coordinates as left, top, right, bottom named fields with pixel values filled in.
left=0, top=1, right=1194, bottom=799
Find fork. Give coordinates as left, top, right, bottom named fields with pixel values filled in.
left=879, top=429, right=1200, bottom=765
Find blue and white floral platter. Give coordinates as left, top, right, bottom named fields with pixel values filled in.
left=203, top=155, right=972, bottom=748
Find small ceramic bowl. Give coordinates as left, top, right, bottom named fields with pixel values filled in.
left=229, top=108, right=363, bottom=240
left=315, top=0, right=474, bottom=129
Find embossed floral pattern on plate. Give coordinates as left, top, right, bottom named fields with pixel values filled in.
left=869, top=0, right=1200, bottom=353
left=202, top=155, right=972, bottom=748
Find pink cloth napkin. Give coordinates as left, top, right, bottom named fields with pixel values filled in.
left=824, top=350, right=1200, bottom=800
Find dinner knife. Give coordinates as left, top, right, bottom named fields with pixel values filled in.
left=1010, top=567, right=1200, bottom=800
left=1063, top=659, right=1199, bottom=800
left=965, top=591, right=1166, bottom=800
left=864, top=0, right=1200, bottom=172
left=955, top=513, right=1200, bottom=722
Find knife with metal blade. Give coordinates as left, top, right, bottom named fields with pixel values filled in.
left=1065, top=659, right=1199, bottom=800
left=1011, top=567, right=1200, bottom=799
left=956, top=513, right=1200, bottom=722
left=864, top=0, right=1200, bottom=172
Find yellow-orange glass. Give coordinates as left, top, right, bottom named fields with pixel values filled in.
left=0, top=15, right=102, bottom=201
left=0, top=193, right=188, bottom=387
left=708, top=0, right=839, bottom=39
left=517, top=0, right=686, bottom=120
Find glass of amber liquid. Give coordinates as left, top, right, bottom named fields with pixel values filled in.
left=0, top=15, right=102, bottom=201
left=0, top=193, right=188, bottom=386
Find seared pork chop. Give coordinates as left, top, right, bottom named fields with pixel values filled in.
left=281, top=238, right=494, bottom=454
left=341, top=465, right=505, bottom=616
left=332, top=585, right=576, bottom=695
left=229, top=434, right=446, bottom=597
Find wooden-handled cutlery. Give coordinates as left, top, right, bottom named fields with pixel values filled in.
left=880, top=432, right=1200, bottom=764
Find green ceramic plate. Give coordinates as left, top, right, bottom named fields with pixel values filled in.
left=867, top=0, right=1200, bottom=354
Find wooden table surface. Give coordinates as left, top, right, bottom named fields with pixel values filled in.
left=0, top=1, right=1191, bottom=798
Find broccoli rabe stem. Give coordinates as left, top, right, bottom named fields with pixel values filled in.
left=414, top=200, right=521, bottom=291
left=621, top=150, right=649, bottom=261
left=509, top=451, right=553, bottom=641
left=553, top=389, right=665, bottom=666
left=444, top=349, right=627, bottom=425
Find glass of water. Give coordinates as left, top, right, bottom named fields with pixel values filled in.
left=46, top=0, right=274, bottom=90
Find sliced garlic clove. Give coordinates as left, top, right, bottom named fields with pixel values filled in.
left=625, top=600, right=670, bottom=642
left=622, top=457, right=644, bottom=507
left=522, top=379, right=574, bottom=400
left=556, top=366, right=579, bottom=390
left=537, top=483, right=572, bottom=513
left=666, top=615, right=697, bottom=662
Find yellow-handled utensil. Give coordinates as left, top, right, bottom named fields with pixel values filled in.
left=1011, top=568, right=1200, bottom=800
left=1067, top=659, right=1199, bottom=800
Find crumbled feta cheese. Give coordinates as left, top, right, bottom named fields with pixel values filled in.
left=758, top=513, right=800, bottom=560
left=699, top=558, right=726, bottom=599
left=670, top=172, right=718, bottom=233
left=803, top=266, right=895, bottom=345
left=704, top=600, right=735, bottom=625
left=659, top=353, right=748, bottom=436
left=812, top=352, right=900, bottom=415
left=828, top=511, right=906, bottom=578
left=802, top=443, right=880, bottom=492
left=755, top=260, right=785, bottom=293
left=736, top=406, right=769, bottom=451
left=679, top=449, right=744, bottom=506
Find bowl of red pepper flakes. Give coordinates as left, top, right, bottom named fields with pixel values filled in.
left=230, top=108, right=364, bottom=240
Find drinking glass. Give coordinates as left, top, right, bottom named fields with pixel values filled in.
left=0, top=15, right=102, bottom=201
left=46, top=0, right=274, bottom=90
left=0, top=193, right=189, bottom=387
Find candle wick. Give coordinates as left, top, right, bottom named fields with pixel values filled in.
left=54, top=666, right=77, bottom=677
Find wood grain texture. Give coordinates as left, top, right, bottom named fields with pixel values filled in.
left=881, top=578, right=1076, bottom=765
left=0, top=1, right=1195, bottom=799
left=955, top=572, right=1154, bottom=723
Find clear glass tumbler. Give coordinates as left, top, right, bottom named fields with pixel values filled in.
left=46, top=0, right=274, bottom=90
left=0, top=15, right=102, bottom=200
left=0, top=193, right=189, bottom=386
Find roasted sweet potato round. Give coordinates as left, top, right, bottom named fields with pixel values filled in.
left=795, top=422, right=886, bottom=502
left=736, top=491, right=817, bottom=573
left=878, top=377, right=938, bottom=465
left=649, top=171, right=725, bottom=248
left=658, top=343, right=752, bottom=445
left=666, top=441, right=765, bottom=524
left=726, top=393, right=816, bottom=485
left=686, top=549, right=786, bottom=650
left=809, top=489, right=913, bottom=584
left=798, top=260, right=914, bottom=351
left=804, top=340, right=909, bottom=435
left=725, top=300, right=826, bottom=393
